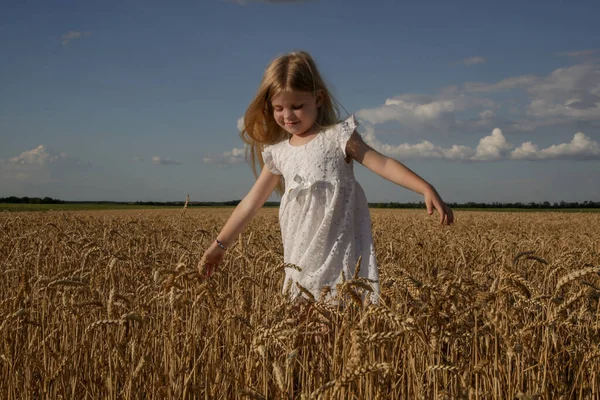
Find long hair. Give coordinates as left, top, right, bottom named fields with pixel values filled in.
left=241, top=51, right=342, bottom=195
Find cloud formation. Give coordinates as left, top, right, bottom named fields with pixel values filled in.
left=202, top=147, right=247, bottom=166
left=8, top=145, right=69, bottom=165
left=526, top=64, right=600, bottom=120
left=356, top=63, right=600, bottom=134
left=557, top=49, right=596, bottom=57
left=1, top=145, right=86, bottom=183
left=463, top=75, right=539, bottom=93
left=460, top=56, right=486, bottom=66
left=152, top=156, right=182, bottom=166
left=363, top=126, right=600, bottom=162
left=355, top=93, right=494, bottom=132
left=511, top=132, right=600, bottom=160
left=61, top=30, right=92, bottom=45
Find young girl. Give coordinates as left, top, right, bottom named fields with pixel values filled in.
left=200, top=51, right=453, bottom=303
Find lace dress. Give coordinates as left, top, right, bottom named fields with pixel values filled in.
left=262, top=115, right=380, bottom=303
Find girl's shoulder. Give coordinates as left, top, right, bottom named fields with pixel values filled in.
left=318, top=115, right=359, bottom=158
left=339, top=114, right=358, bottom=133
left=320, top=114, right=359, bottom=146
left=323, top=114, right=358, bottom=137
left=263, top=138, right=288, bottom=153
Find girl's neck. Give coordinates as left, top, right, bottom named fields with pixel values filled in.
left=296, top=123, right=318, bottom=138
left=288, top=124, right=319, bottom=146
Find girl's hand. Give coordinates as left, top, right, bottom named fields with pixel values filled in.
left=198, top=241, right=226, bottom=277
left=424, top=187, right=454, bottom=225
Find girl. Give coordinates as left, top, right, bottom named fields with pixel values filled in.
left=199, top=51, right=453, bottom=303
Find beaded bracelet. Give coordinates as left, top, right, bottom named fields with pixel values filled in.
left=215, top=239, right=227, bottom=250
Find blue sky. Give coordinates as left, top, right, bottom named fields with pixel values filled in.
left=1, top=0, right=599, bottom=203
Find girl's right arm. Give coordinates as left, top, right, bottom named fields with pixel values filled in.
left=199, top=166, right=281, bottom=277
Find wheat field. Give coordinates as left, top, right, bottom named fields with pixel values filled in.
left=1, top=208, right=599, bottom=399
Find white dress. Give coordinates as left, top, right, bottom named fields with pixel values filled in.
left=262, top=115, right=380, bottom=303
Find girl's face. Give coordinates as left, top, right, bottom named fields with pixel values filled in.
left=271, top=90, right=322, bottom=137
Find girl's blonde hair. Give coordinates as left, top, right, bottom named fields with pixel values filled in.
left=241, top=51, right=342, bottom=195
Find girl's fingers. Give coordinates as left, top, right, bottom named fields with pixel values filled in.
left=201, top=262, right=217, bottom=278
left=425, top=196, right=455, bottom=225
left=435, top=202, right=445, bottom=224
left=208, top=263, right=218, bottom=276
left=426, top=198, right=434, bottom=215
left=443, top=206, right=454, bottom=225
left=435, top=203, right=454, bottom=225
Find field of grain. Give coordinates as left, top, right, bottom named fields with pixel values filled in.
left=1, top=208, right=599, bottom=399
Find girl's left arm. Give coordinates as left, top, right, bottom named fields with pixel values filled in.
left=346, top=131, right=454, bottom=225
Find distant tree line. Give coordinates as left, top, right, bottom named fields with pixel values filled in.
left=1, top=197, right=599, bottom=209
left=0, top=196, right=66, bottom=204
left=369, top=201, right=600, bottom=209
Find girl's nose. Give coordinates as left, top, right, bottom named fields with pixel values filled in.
left=283, top=109, right=294, bottom=119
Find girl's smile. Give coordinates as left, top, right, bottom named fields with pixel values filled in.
left=271, top=91, right=322, bottom=138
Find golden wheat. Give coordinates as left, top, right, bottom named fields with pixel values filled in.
left=0, top=208, right=599, bottom=398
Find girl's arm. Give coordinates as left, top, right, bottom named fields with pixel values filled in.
left=199, top=166, right=281, bottom=276
left=346, top=131, right=454, bottom=225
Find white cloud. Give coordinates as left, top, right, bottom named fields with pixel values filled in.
left=460, top=56, right=486, bottom=66
left=507, top=117, right=567, bottom=132
left=463, top=75, right=539, bottom=93
left=511, top=141, right=541, bottom=160
left=367, top=139, right=475, bottom=161
left=540, top=132, right=600, bottom=159
left=464, top=64, right=600, bottom=127
left=557, top=49, right=597, bottom=57
left=511, top=132, right=600, bottom=160
left=472, top=128, right=513, bottom=161
left=362, top=125, right=600, bottom=162
left=152, top=156, right=182, bottom=166
left=364, top=127, right=510, bottom=161
left=356, top=62, right=600, bottom=135
left=0, top=145, right=87, bottom=183
left=526, top=64, right=600, bottom=120
left=356, top=93, right=494, bottom=129
left=529, top=65, right=598, bottom=98
left=479, top=110, right=495, bottom=119
left=202, top=147, right=247, bottom=166
left=8, top=145, right=68, bottom=165
left=237, top=117, right=245, bottom=132
left=61, top=30, right=92, bottom=45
